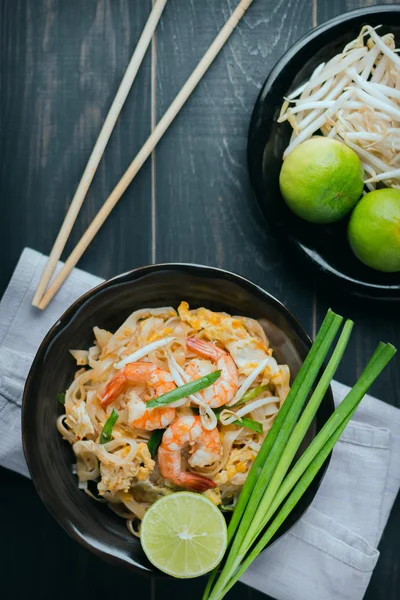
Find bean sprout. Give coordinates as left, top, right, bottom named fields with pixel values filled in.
left=280, top=25, right=400, bottom=189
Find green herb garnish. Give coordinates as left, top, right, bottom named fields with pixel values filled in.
left=56, top=392, right=66, bottom=406
left=215, top=411, right=263, bottom=434
left=233, top=385, right=269, bottom=407
left=148, top=429, right=165, bottom=458
left=233, top=417, right=263, bottom=434
left=100, top=409, right=119, bottom=444
left=147, top=370, right=221, bottom=408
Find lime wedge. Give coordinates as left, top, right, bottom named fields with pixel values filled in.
left=141, top=492, right=227, bottom=578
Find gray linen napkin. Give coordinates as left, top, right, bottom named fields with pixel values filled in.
left=0, top=248, right=399, bottom=600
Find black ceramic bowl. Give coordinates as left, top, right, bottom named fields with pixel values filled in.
left=23, top=264, right=334, bottom=574
left=248, top=5, right=400, bottom=301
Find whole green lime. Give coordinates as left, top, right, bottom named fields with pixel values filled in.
left=348, top=188, right=400, bottom=272
left=279, top=137, right=364, bottom=223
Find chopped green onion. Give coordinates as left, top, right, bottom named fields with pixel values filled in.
left=147, top=370, right=221, bottom=408
left=234, top=385, right=269, bottom=406
left=56, top=392, right=66, bottom=406
left=148, top=429, right=164, bottom=458
left=214, top=385, right=269, bottom=413
left=236, top=417, right=263, bottom=434
left=100, top=409, right=119, bottom=444
left=215, top=411, right=263, bottom=434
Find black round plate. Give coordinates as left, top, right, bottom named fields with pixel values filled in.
left=22, top=264, right=334, bottom=575
left=247, top=5, right=400, bottom=301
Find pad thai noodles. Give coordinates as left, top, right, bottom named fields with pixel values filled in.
left=57, top=302, right=290, bottom=537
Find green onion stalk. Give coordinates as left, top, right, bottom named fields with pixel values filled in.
left=99, top=409, right=119, bottom=444
left=147, top=429, right=165, bottom=458
left=204, top=309, right=343, bottom=599
left=210, top=342, right=396, bottom=600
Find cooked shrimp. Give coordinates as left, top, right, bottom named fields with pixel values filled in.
left=178, top=301, right=270, bottom=374
left=100, top=362, right=176, bottom=431
left=186, top=337, right=238, bottom=407
left=158, top=415, right=220, bottom=491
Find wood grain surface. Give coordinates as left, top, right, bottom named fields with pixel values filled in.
left=0, top=1, right=399, bottom=599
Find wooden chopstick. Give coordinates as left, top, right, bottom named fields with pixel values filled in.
left=32, top=0, right=168, bottom=307
left=37, top=0, right=254, bottom=310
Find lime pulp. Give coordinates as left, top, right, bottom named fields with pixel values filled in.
left=140, top=492, right=227, bottom=578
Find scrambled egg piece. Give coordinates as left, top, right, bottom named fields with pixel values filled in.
left=147, top=327, right=173, bottom=343
left=203, top=487, right=222, bottom=506
left=178, top=302, right=269, bottom=374
left=214, top=447, right=255, bottom=486
left=98, top=443, right=155, bottom=494
left=66, top=401, right=94, bottom=440
left=179, top=301, right=248, bottom=338
left=136, top=443, right=155, bottom=481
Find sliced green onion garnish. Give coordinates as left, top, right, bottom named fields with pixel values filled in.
left=147, top=370, right=221, bottom=408
left=100, top=409, right=119, bottom=444
left=214, top=385, right=270, bottom=414
left=236, top=417, right=263, bottom=434
left=148, top=429, right=164, bottom=458
left=56, top=392, right=66, bottom=406
left=215, top=411, right=262, bottom=434
left=234, top=385, right=269, bottom=406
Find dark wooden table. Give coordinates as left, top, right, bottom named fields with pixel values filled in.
left=1, top=1, right=399, bottom=598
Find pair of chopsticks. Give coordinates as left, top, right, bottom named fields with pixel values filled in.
left=32, top=0, right=254, bottom=310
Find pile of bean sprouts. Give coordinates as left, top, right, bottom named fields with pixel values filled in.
left=279, top=25, right=400, bottom=190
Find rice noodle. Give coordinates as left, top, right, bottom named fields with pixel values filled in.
left=105, top=307, right=176, bottom=354
left=230, top=357, right=276, bottom=405
left=127, top=518, right=141, bottom=538
left=70, top=349, right=89, bottom=365
left=56, top=414, right=76, bottom=444
left=119, top=493, right=149, bottom=520
left=219, top=396, right=280, bottom=426
left=84, top=488, right=108, bottom=503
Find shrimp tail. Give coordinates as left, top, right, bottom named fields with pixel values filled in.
left=101, top=373, right=126, bottom=407
left=178, top=472, right=217, bottom=492
left=187, top=337, right=218, bottom=360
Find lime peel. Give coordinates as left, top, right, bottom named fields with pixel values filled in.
left=279, top=137, right=364, bottom=224
left=348, top=188, right=400, bottom=272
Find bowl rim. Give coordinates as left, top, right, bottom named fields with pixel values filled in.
left=258, top=4, right=400, bottom=93
left=247, top=4, right=400, bottom=300
left=22, top=262, right=334, bottom=573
